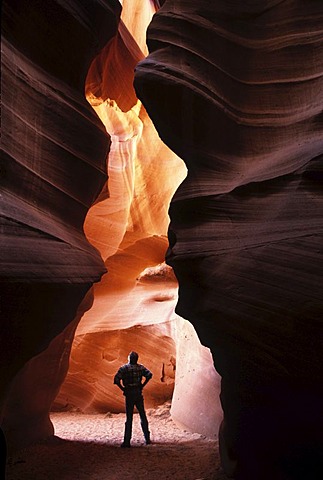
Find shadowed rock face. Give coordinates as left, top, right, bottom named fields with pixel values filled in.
left=134, top=1, right=323, bottom=478
left=1, top=0, right=121, bottom=445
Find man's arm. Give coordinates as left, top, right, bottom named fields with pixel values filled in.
left=114, top=370, right=125, bottom=392
left=141, top=367, right=152, bottom=389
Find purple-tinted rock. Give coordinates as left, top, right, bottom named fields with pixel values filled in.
left=134, top=1, right=323, bottom=478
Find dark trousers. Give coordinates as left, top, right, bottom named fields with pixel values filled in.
left=124, top=388, right=150, bottom=445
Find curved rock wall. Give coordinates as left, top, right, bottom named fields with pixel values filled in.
left=1, top=289, right=95, bottom=450
left=0, top=0, right=120, bottom=448
left=134, top=1, right=323, bottom=478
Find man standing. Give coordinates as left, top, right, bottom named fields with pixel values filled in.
left=114, top=351, right=153, bottom=447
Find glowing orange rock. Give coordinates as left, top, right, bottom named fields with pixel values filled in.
left=55, top=0, right=222, bottom=438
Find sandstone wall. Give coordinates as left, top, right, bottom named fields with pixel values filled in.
left=0, top=0, right=120, bottom=448
left=134, top=1, right=323, bottom=478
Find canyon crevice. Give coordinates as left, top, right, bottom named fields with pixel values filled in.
left=1, top=1, right=323, bottom=479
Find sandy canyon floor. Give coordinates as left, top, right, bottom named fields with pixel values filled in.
left=6, top=402, right=229, bottom=480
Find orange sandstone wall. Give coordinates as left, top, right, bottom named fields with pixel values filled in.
left=54, top=0, right=222, bottom=437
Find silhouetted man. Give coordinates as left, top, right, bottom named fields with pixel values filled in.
left=114, top=351, right=152, bottom=447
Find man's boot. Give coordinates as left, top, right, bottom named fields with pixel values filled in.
left=142, top=423, right=151, bottom=445
left=121, top=421, right=131, bottom=447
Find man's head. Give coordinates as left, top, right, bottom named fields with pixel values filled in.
left=128, top=351, right=139, bottom=364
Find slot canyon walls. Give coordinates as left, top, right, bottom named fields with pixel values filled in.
left=1, top=0, right=121, bottom=449
left=134, top=1, right=323, bottom=479
left=1, top=0, right=222, bottom=459
left=1, top=0, right=123, bottom=448
left=1, top=0, right=322, bottom=479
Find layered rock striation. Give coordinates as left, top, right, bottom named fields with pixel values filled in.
left=134, top=1, right=323, bottom=478
left=0, top=0, right=120, bottom=448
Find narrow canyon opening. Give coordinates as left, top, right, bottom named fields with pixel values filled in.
left=47, top=0, right=223, bottom=442
left=51, top=1, right=223, bottom=437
